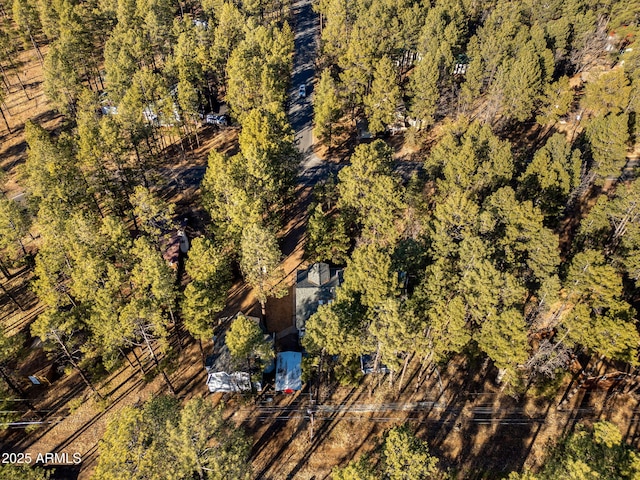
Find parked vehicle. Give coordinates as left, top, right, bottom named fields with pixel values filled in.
left=205, top=114, right=228, bottom=126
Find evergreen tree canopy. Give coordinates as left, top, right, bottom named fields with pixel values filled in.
left=337, top=140, right=406, bottom=246
left=536, top=421, right=640, bottom=480
left=239, top=222, right=286, bottom=315
left=425, top=120, right=513, bottom=200
left=226, top=23, right=293, bottom=120
left=331, top=425, right=443, bottom=480
left=182, top=237, right=231, bottom=341
left=226, top=313, right=272, bottom=363
left=93, top=396, right=252, bottom=480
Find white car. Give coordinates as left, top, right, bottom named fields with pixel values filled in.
left=205, top=114, right=228, bottom=126
left=298, top=85, right=306, bottom=98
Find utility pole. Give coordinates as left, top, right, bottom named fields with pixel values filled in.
left=307, top=408, right=315, bottom=441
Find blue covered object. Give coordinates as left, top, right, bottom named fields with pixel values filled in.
left=275, top=352, right=302, bottom=393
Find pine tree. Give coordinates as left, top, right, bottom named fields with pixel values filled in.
left=226, top=313, right=272, bottom=366
left=459, top=3, right=528, bottom=113
left=368, top=297, right=414, bottom=372
left=0, top=197, right=31, bottom=259
left=475, top=308, right=529, bottom=382
left=209, top=2, right=246, bottom=73
left=558, top=249, right=639, bottom=362
left=129, top=185, right=175, bottom=238
left=585, top=113, right=629, bottom=183
left=238, top=107, right=298, bottom=211
left=225, top=24, right=293, bottom=120
left=0, top=330, right=31, bottom=402
left=137, top=0, right=176, bottom=62
left=538, top=422, right=640, bottom=479
left=305, top=203, right=350, bottom=265
left=480, top=187, right=561, bottom=284
left=317, top=0, right=353, bottom=64
left=536, top=76, right=574, bottom=126
left=364, top=55, right=401, bottom=134
left=332, top=457, right=378, bottom=480
left=122, top=237, right=177, bottom=392
left=331, top=425, right=443, bottom=480
left=239, top=222, right=287, bottom=318
left=342, top=243, right=398, bottom=309
left=0, top=465, right=51, bottom=480
left=181, top=237, right=230, bottom=342
left=412, top=276, right=471, bottom=362
left=86, top=266, right=130, bottom=371
left=22, top=121, right=88, bottom=214
left=428, top=189, right=479, bottom=259
left=408, top=52, right=439, bottom=128
left=519, top=133, right=582, bottom=220
left=582, top=69, right=632, bottom=117
left=313, top=68, right=342, bottom=144
left=578, top=178, right=640, bottom=255
left=382, top=425, right=442, bottom=480
left=166, top=398, right=252, bottom=480
left=12, top=0, right=44, bottom=63
left=93, top=403, right=172, bottom=479
left=490, top=43, right=543, bottom=123
left=201, top=151, right=263, bottom=247
left=303, top=298, right=371, bottom=359
left=425, top=121, right=513, bottom=200
left=94, top=396, right=252, bottom=480
left=31, top=308, right=103, bottom=398
left=337, top=140, right=406, bottom=246
left=103, top=25, right=152, bottom=104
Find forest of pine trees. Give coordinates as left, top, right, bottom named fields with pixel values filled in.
left=0, top=0, right=638, bottom=476
left=306, top=0, right=640, bottom=389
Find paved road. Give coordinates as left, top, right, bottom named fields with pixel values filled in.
left=161, top=1, right=423, bottom=193
left=289, top=0, right=340, bottom=186
left=286, top=1, right=425, bottom=186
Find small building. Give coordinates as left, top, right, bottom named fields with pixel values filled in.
left=452, top=63, right=468, bottom=75
left=295, top=263, right=343, bottom=335
left=452, top=53, right=470, bottom=76
left=275, top=351, right=302, bottom=393
left=205, top=316, right=272, bottom=393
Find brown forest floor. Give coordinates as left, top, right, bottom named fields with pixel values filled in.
left=242, top=355, right=640, bottom=479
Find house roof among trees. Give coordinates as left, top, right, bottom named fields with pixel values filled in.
left=205, top=312, right=267, bottom=374
left=295, top=263, right=343, bottom=331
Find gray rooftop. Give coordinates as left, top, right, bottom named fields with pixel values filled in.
left=205, top=312, right=271, bottom=374
left=205, top=331, right=244, bottom=374
left=295, top=263, right=343, bottom=332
